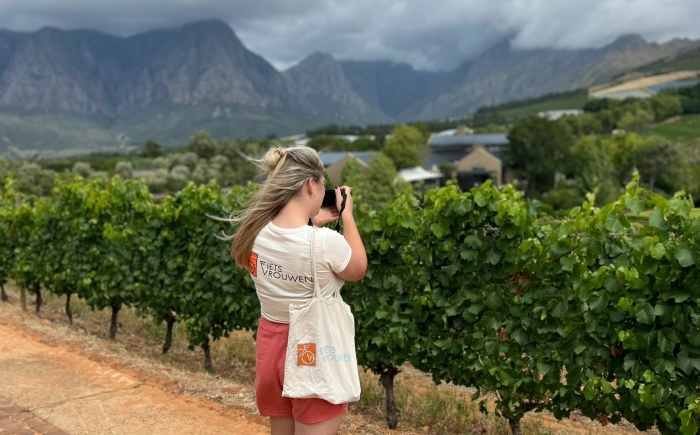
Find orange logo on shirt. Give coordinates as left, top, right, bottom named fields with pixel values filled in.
left=298, top=343, right=316, bottom=366
left=248, top=252, right=259, bottom=277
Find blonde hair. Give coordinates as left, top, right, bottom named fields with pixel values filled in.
left=228, top=146, right=325, bottom=269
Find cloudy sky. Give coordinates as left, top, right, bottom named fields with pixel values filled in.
left=0, top=0, right=698, bottom=71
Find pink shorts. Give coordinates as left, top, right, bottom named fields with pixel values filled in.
left=255, top=317, right=348, bottom=424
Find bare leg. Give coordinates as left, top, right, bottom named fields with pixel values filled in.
left=270, top=417, right=295, bottom=435
left=294, top=414, right=343, bottom=435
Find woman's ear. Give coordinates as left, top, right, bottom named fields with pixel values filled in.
left=306, top=178, right=315, bottom=197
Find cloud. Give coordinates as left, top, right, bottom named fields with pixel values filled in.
left=0, top=0, right=698, bottom=71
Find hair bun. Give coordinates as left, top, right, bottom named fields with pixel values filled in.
left=264, top=148, right=288, bottom=172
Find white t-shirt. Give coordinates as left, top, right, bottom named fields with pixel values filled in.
left=249, top=222, right=353, bottom=324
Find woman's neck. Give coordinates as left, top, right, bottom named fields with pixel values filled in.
left=271, top=199, right=311, bottom=228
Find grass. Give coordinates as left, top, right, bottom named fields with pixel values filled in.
left=354, top=369, right=556, bottom=434
left=646, top=114, right=700, bottom=142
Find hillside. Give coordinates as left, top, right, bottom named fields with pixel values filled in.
left=634, top=46, right=700, bottom=75
left=0, top=21, right=383, bottom=156
left=401, top=35, right=700, bottom=121
left=1, top=20, right=700, bottom=157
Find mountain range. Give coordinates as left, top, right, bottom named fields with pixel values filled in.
left=0, top=19, right=698, bottom=157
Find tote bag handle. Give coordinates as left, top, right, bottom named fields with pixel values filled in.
left=309, top=229, right=342, bottom=300
left=310, top=230, right=322, bottom=298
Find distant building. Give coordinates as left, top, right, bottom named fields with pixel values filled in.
left=279, top=134, right=375, bottom=147
left=538, top=109, right=584, bottom=120
left=319, top=151, right=379, bottom=186
left=424, top=133, right=511, bottom=190
left=397, top=166, right=443, bottom=191
left=428, top=125, right=474, bottom=143
left=591, top=89, right=656, bottom=100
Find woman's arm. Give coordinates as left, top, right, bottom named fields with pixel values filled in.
left=334, top=186, right=367, bottom=282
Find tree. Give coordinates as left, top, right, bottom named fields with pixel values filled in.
left=677, top=83, right=700, bottom=113
left=382, top=124, right=428, bottom=170
left=216, top=141, right=261, bottom=186
left=167, top=165, right=191, bottom=192
left=633, top=138, right=686, bottom=191
left=186, top=130, right=219, bottom=159
left=72, top=162, right=93, bottom=178
left=503, top=117, right=575, bottom=196
left=343, top=155, right=406, bottom=210
left=438, top=161, right=457, bottom=184
left=559, top=113, right=604, bottom=137
left=13, top=163, right=57, bottom=196
left=308, top=135, right=352, bottom=152
left=583, top=98, right=612, bottom=113
left=650, top=93, right=683, bottom=122
left=141, top=139, right=164, bottom=158
left=152, top=156, right=171, bottom=170
left=349, top=138, right=381, bottom=151
left=540, top=181, right=585, bottom=211
left=617, top=108, right=654, bottom=132
left=340, top=159, right=365, bottom=185
left=148, top=169, right=169, bottom=193
left=114, top=161, right=133, bottom=179
left=170, top=152, right=199, bottom=171
left=605, top=132, right=645, bottom=183
left=570, top=136, right=621, bottom=206
left=413, top=121, right=431, bottom=141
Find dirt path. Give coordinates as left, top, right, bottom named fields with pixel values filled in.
left=0, top=318, right=269, bottom=435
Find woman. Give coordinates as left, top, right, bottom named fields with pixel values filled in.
left=230, top=146, right=367, bottom=435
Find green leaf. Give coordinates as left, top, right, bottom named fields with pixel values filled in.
left=649, top=243, right=666, bottom=260
left=658, top=329, right=679, bottom=354
left=649, top=210, right=668, bottom=229
left=635, top=303, right=655, bottom=325
left=625, top=198, right=645, bottom=215
left=511, top=329, right=528, bottom=345
left=651, top=357, right=676, bottom=375
left=681, top=421, right=699, bottom=435
left=537, top=361, right=552, bottom=377
left=675, top=243, right=695, bottom=268
left=474, top=192, right=488, bottom=207
left=560, top=255, right=577, bottom=272
left=486, top=251, right=501, bottom=265
left=463, top=234, right=482, bottom=248
left=605, top=212, right=630, bottom=233
left=588, top=293, right=606, bottom=312
left=676, top=351, right=700, bottom=375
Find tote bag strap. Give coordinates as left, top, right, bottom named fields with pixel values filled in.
left=310, top=229, right=322, bottom=298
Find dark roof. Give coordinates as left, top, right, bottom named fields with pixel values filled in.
left=319, top=151, right=379, bottom=168
left=430, top=133, right=509, bottom=148
left=423, top=150, right=467, bottom=169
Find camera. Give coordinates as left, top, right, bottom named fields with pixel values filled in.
left=321, top=188, right=345, bottom=208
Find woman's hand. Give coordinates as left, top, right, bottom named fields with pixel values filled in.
left=335, top=186, right=353, bottom=218
left=311, top=207, right=340, bottom=227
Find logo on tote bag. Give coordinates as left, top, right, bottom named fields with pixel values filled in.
left=297, top=343, right=316, bottom=366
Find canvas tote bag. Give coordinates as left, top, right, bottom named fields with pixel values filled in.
left=281, top=229, right=361, bottom=404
